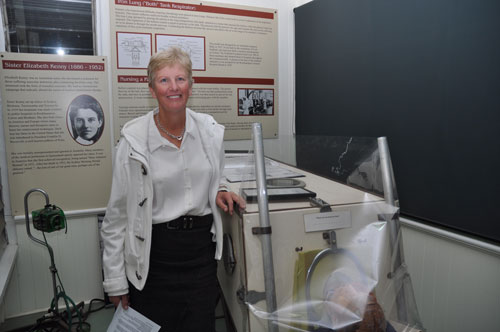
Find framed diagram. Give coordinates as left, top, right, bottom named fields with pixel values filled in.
left=156, top=34, right=206, bottom=71
left=116, top=32, right=152, bottom=69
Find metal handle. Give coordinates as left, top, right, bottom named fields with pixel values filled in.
left=24, top=188, right=59, bottom=314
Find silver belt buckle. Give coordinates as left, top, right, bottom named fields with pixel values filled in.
left=183, top=217, right=194, bottom=229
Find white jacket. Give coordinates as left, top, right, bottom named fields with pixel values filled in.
left=101, top=108, right=225, bottom=296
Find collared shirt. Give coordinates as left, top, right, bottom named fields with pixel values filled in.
left=148, top=109, right=212, bottom=224
left=75, top=136, right=93, bottom=145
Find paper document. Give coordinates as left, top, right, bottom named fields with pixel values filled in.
left=223, top=154, right=304, bottom=182
left=107, top=304, right=161, bottom=332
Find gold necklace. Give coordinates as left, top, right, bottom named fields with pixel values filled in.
left=155, top=113, right=185, bottom=141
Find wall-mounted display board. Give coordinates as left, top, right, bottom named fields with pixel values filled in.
left=294, top=0, right=500, bottom=242
left=0, top=53, right=112, bottom=216
left=109, top=0, right=278, bottom=141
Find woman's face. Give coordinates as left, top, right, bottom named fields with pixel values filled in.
left=149, top=63, right=192, bottom=114
left=74, top=108, right=102, bottom=140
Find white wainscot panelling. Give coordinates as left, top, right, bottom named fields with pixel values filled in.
left=3, top=215, right=104, bottom=318
left=402, top=225, right=500, bottom=332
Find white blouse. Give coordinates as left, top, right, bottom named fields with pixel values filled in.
left=148, top=110, right=212, bottom=224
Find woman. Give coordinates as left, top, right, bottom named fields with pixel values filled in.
left=101, top=47, right=244, bottom=331
left=68, top=95, right=104, bottom=145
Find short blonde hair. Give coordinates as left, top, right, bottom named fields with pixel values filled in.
left=147, top=47, right=193, bottom=87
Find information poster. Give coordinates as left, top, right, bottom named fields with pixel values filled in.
left=110, top=0, right=278, bottom=140
left=0, top=53, right=112, bottom=216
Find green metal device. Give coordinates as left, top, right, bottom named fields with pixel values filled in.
left=32, top=204, right=66, bottom=233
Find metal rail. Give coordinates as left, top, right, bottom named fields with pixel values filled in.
left=252, top=123, right=278, bottom=332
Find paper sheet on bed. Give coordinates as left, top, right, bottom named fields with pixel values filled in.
left=223, top=154, right=304, bottom=183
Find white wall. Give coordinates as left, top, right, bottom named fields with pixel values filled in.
left=2, top=215, right=104, bottom=318
left=402, top=221, right=500, bottom=331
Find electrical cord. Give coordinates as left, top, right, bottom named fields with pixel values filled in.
left=44, top=231, right=85, bottom=331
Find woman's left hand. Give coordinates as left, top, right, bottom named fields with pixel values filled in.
left=216, top=191, right=246, bottom=215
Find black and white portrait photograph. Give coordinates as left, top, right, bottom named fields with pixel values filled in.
left=67, top=95, right=105, bottom=145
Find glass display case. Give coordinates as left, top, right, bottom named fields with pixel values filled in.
left=217, top=127, right=424, bottom=332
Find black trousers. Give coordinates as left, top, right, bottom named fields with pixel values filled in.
left=129, top=215, right=217, bottom=332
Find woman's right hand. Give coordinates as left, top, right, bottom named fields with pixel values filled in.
left=109, top=294, right=130, bottom=309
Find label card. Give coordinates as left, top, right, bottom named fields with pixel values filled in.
left=304, top=210, right=352, bottom=232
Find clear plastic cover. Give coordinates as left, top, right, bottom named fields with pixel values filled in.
left=219, top=135, right=424, bottom=332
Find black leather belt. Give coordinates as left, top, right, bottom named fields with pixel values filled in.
left=154, top=214, right=213, bottom=231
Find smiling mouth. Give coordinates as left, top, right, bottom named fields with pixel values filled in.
left=167, top=95, right=181, bottom=99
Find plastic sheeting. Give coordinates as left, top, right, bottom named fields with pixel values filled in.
left=220, top=136, right=424, bottom=332
left=246, top=215, right=422, bottom=331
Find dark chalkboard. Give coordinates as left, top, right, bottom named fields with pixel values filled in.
left=294, top=0, right=500, bottom=243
